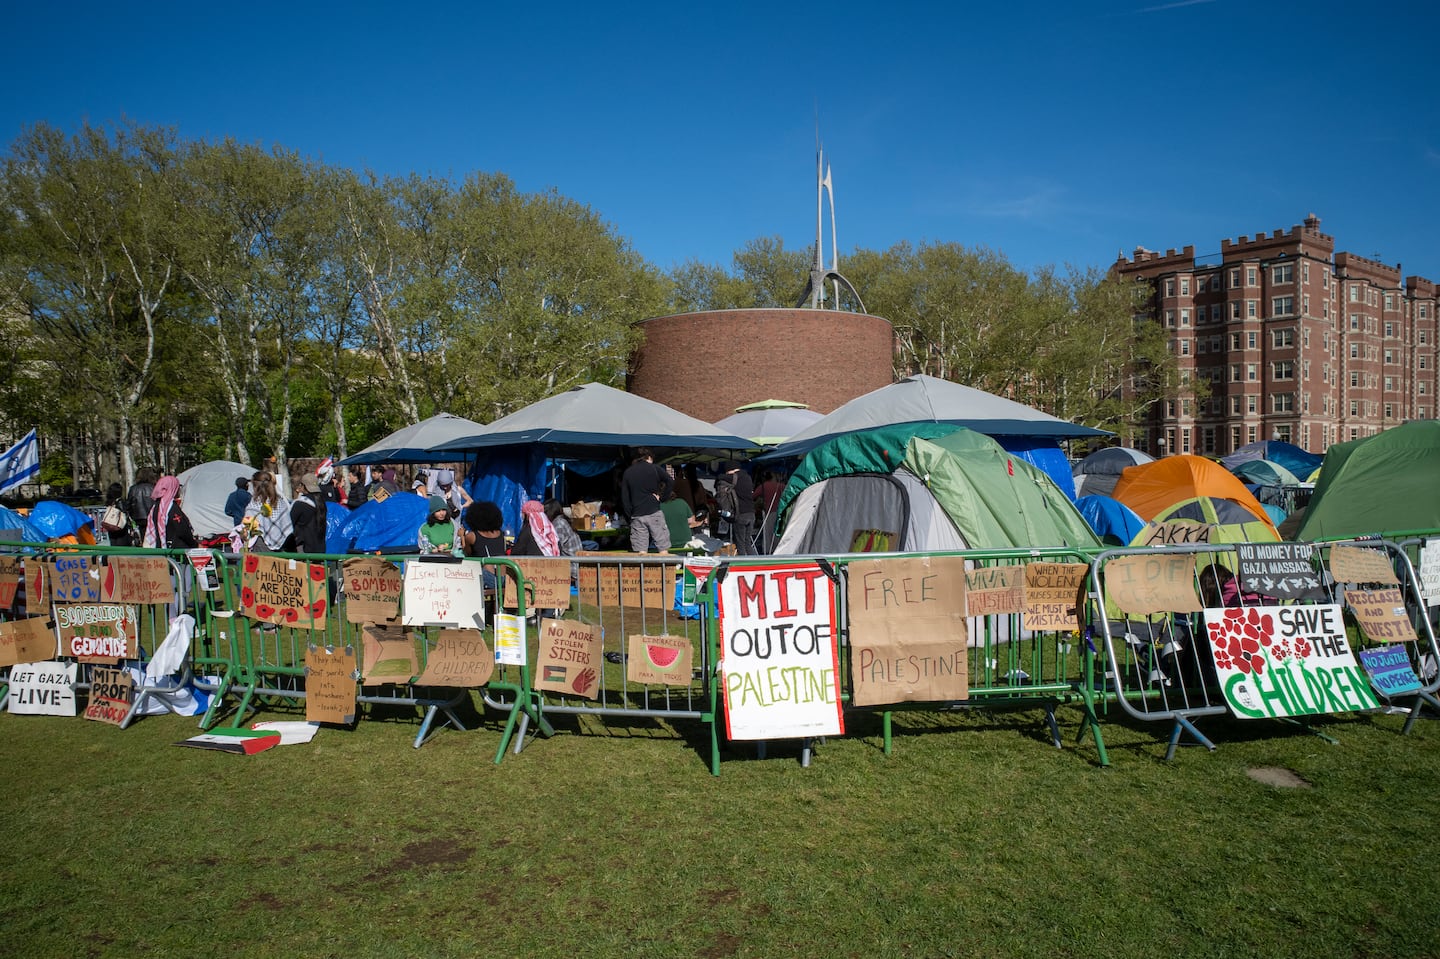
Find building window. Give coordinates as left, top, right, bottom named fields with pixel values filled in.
left=1197, top=338, right=1207, bottom=354
left=1248, top=331, right=1258, bottom=349
left=1164, top=310, right=1174, bottom=327
left=1421, top=330, right=1429, bottom=344
left=1384, top=349, right=1394, bottom=364
left=1273, top=296, right=1294, bottom=316
left=1273, top=328, right=1294, bottom=348
left=1420, top=382, right=1428, bottom=395
left=1350, top=343, right=1359, bottom=358
left=1385, top=293, right=1394, bottom=310
left=1230, top=427, right=1242, bottom=451
left=1350, top=401, right=1359, bottom=416
left=1302, top=294, right=1310, bottom=315
left=1210, top=335, right=1222, bottom=352
left=1350, top=371, right=1360, bottom=387
left=1385, top=321, right=1394, bottom=337
left=1202, top=427, right=1216, bottom=452
left=1230, top=302, right=1242, bottom=320
left=1384, top=376, right=1394, bottom=391
left=1247, top=395, right=1258, bottom=414
left=1272, top=393, right=1294, bottom=413
left=1180, top=309, right=1191, bottom=327
left=1247, top=300, right=1258, bottom=318
left=1230, top=333, right=1241, bottom=350
left=1247, top=363, right=1258, bottom=381
left=1248, top=426, right=1258, bottom=444
left=1273, top=263, right=1293, bottom=285
left=1247, top=267, right=1257, bottom=286
left=1165, top=279, right=1175, bottom=297
left=1421, top=356, right=1429, bottom=370
left=1179, top=339, right=1191, bottom=356
left=1349, top=285, right=1359, bottom=302
left=1180, top=278, right=1191, bottom=296
left=1275, top=425, right=1292, bottom=443
left=1273, top=360, right=1294, bottom=380
left=1230, top=364, right=1242, bottom=382
left=1385, top=403, right=1393, bottom=419
left=1230, top=395, right=1242, bottom=414
left=1230, top=269, right=1240, bottom=288
left=1303, top=263, right=1310, bottom=284
left=1350, top=315, right=1360, bottom=331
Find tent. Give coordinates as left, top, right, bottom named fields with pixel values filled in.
left=761, top=374, right=1110, bottom=461
left=1131, top=495, right=1280, bottom=545
left=178, top=460, right=255, bottom=538
left=1297, top=420, right=1440, bottom=540
left=772, top=424, right=1099, bottom=554
left=322, top=502, right=350, bottom=555
left=1220, top=440, right=1322, bottom=480
left=998, top=436, right=1077, bottom=501
left=1072, top=447, right=1154, bottom=498
left=1229, top=459, right=1302, bottom=488
left=28, top=501, right=96, bottom=543
left=1075, top=495, right=1146, bottom=547
left=332, top=493, right=430, bottom=553
left=0, top=505, right=47, bottom=544
left=1111, top=454, right=1278, bottom=537
left=340, top=412, right=488, bottom=465
left=713, top=400, right=824, bottom=446
left=431, top=383, right=757, bottom=532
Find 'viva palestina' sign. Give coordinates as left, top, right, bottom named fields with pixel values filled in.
left=718, top=562, right=843, bottom=741
left=1204, top=604, right=1377, bottom=719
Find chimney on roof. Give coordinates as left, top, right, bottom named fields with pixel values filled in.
left=1304, top=213, right=1320, bottom=231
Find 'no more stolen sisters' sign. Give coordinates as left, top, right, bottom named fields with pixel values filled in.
left=1204, top=604, right=1377, bottom=719
left=718, top=562, right=843, bottom=741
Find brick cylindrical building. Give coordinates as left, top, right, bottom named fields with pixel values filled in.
left=629, top=308, right=894, bottom=423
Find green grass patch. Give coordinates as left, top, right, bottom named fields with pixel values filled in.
left=2, top=699, right=1438, bottom=958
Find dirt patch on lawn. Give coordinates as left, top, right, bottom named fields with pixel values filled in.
left=1247, top=766, right=1312, bottom=788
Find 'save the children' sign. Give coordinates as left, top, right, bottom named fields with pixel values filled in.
left=1204, top=604, right=1377, bottom=719
left=718, top=562, right=843, bottom=741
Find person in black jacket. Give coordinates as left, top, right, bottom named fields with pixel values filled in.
left=289, top=474, right=328, bottom=554
left=126, top=467, right=158, bottom=529
left=620, top=447, right=672, bottom=553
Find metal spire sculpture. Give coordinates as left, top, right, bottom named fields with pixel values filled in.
left=795, top=145, right=866, bottom=312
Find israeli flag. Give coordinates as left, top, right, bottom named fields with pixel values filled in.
left=0, top=429, right=40, bottom=495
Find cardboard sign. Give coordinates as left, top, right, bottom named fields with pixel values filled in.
left=240, top=553, right=329, bottom=629
left=503, top=558, right=573, bottom=611
left=415, top=629, right=495, bottom=687
left=359, top=623, right=418, bottom=684
left=1346, top=588, right=1416, bottom=644
left=48, top=556, right=102, bottom=604
left=342, top=557, right=403, bottom=623
left=1135, top=520, right=1214, bottom=546
left=847, top=556, right=969, bottom=706
left=1104, top=553, right=1202, bottom=615
left=100, top=556, right=176, bottom=605
left=1204, top=605, right=1377, bottom=719
left=577, top=563, right=675, bottom=610
left=492, top=612, right=526, bottom=666
left=1357, top=645, right=1422, bottom=699
left=84, top=666, right=134, bottom=726
left=0, top=615, right=57, bottom=667
left=0, top=555, right=21, bottom=608
left=24, top=559, right=47, bottom=611
left=1419, top=541, right=1440, bottom=608
left=964, top=565, right=1025, bottom=617
left=849, top=528, right=896, bottom=553
left=7, top=661, right=77, bottom=715
left=54, top=603, right=140, bottom=662
left=304, top=644, right=357, bottom=724
left=626, top=634, right=694, bottom=686
left=535, top=618, right=602, bottom=697
left=1022, top=563, right=1088, bottom=633
left=1233, top=542, right=1325, bottom=600
left=1329, top=545, right=1399, bottom=585
left=401, top=560, right=485, bottom=629
left=718, top=562, right=843, bottom=741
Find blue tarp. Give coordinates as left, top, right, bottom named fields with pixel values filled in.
left=335, top=495, right=429, bottom=552
left=323, top=502, right=351, bottom=555
left=998, top=437, right=1077, bottom=501
left=469, top=447, right=547, bottom=536
left=1075, top=495, right=1146, bottom=546
left=0, top=505, right=46, bottom=544
left=28, top=500, right=96, bottom=539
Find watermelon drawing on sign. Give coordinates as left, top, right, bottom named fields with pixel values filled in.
left=646, top=644, right=681, bottom=669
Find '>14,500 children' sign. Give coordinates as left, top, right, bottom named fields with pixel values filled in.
left=718, top=562, right=843, bottom=741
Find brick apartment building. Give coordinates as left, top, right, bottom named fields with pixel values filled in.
left=1114, top=214, right=1439, bottom=458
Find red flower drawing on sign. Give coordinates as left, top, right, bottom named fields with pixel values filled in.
left=243, top=554, right=260, bottom=574
left=1207, top=608, right=1271, bottom=676
left=1294, top=637, right=1313, bottom=659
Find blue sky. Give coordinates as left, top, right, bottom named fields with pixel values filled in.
left=4, top=0, right=1438, bottom=281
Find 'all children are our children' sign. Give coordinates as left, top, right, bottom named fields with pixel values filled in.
left=718, top=562, right=843, bottom=741
left=1204, top=604, right=1378, bottom=719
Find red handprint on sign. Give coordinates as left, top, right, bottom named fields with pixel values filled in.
left=571, top=667, right=597, bottom=695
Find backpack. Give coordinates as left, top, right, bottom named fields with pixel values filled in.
left=715, top=481, right=739, bottom=518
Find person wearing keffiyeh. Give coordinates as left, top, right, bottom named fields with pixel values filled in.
left=511, top=499, right=560, bottom=557
left=143, top=475, right=197, bottom=549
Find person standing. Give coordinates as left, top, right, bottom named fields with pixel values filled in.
left=290, top=474, right=329, bottom=553
left=620, top=447, right=672, bottom=554
left=721, top=461, right=757, bottom=555
left=144, top=475, right=197, bottom=549
left=316, top=463, right=343, bottom=504
left=244, top=471, right=293, bottom=551
left=347, top=467, right=369, bottom=507
left=224, top=477, right=251, bottom=529
left=125, top=467, right=158, bottom=530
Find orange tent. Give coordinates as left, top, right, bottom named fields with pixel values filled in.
left=1111, top=454, right=1279, bottom=536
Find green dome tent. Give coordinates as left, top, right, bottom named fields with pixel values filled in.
left=772, top=424, right=1099, bottom=554
left=1297, top=420, right=1440, bottom=540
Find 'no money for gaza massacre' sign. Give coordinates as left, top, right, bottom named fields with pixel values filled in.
left=1204, top=604, right=1377, bottom=719
left=718, top=562, right=843, bottom=741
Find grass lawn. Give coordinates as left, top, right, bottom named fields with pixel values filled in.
left=1, top=695, right=1437, bottom=958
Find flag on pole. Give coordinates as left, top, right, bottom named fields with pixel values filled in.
left=0, top=429, right=40, bottom=496
left=317, top=456, right=334, bottom=475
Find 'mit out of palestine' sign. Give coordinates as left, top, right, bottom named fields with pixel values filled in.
left=718, top=562, right=843, bottom=741
left=1204, top=604, right=1377, bottom=719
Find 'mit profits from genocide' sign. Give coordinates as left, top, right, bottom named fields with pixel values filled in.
left=718, top=562, right=843, bottom=741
